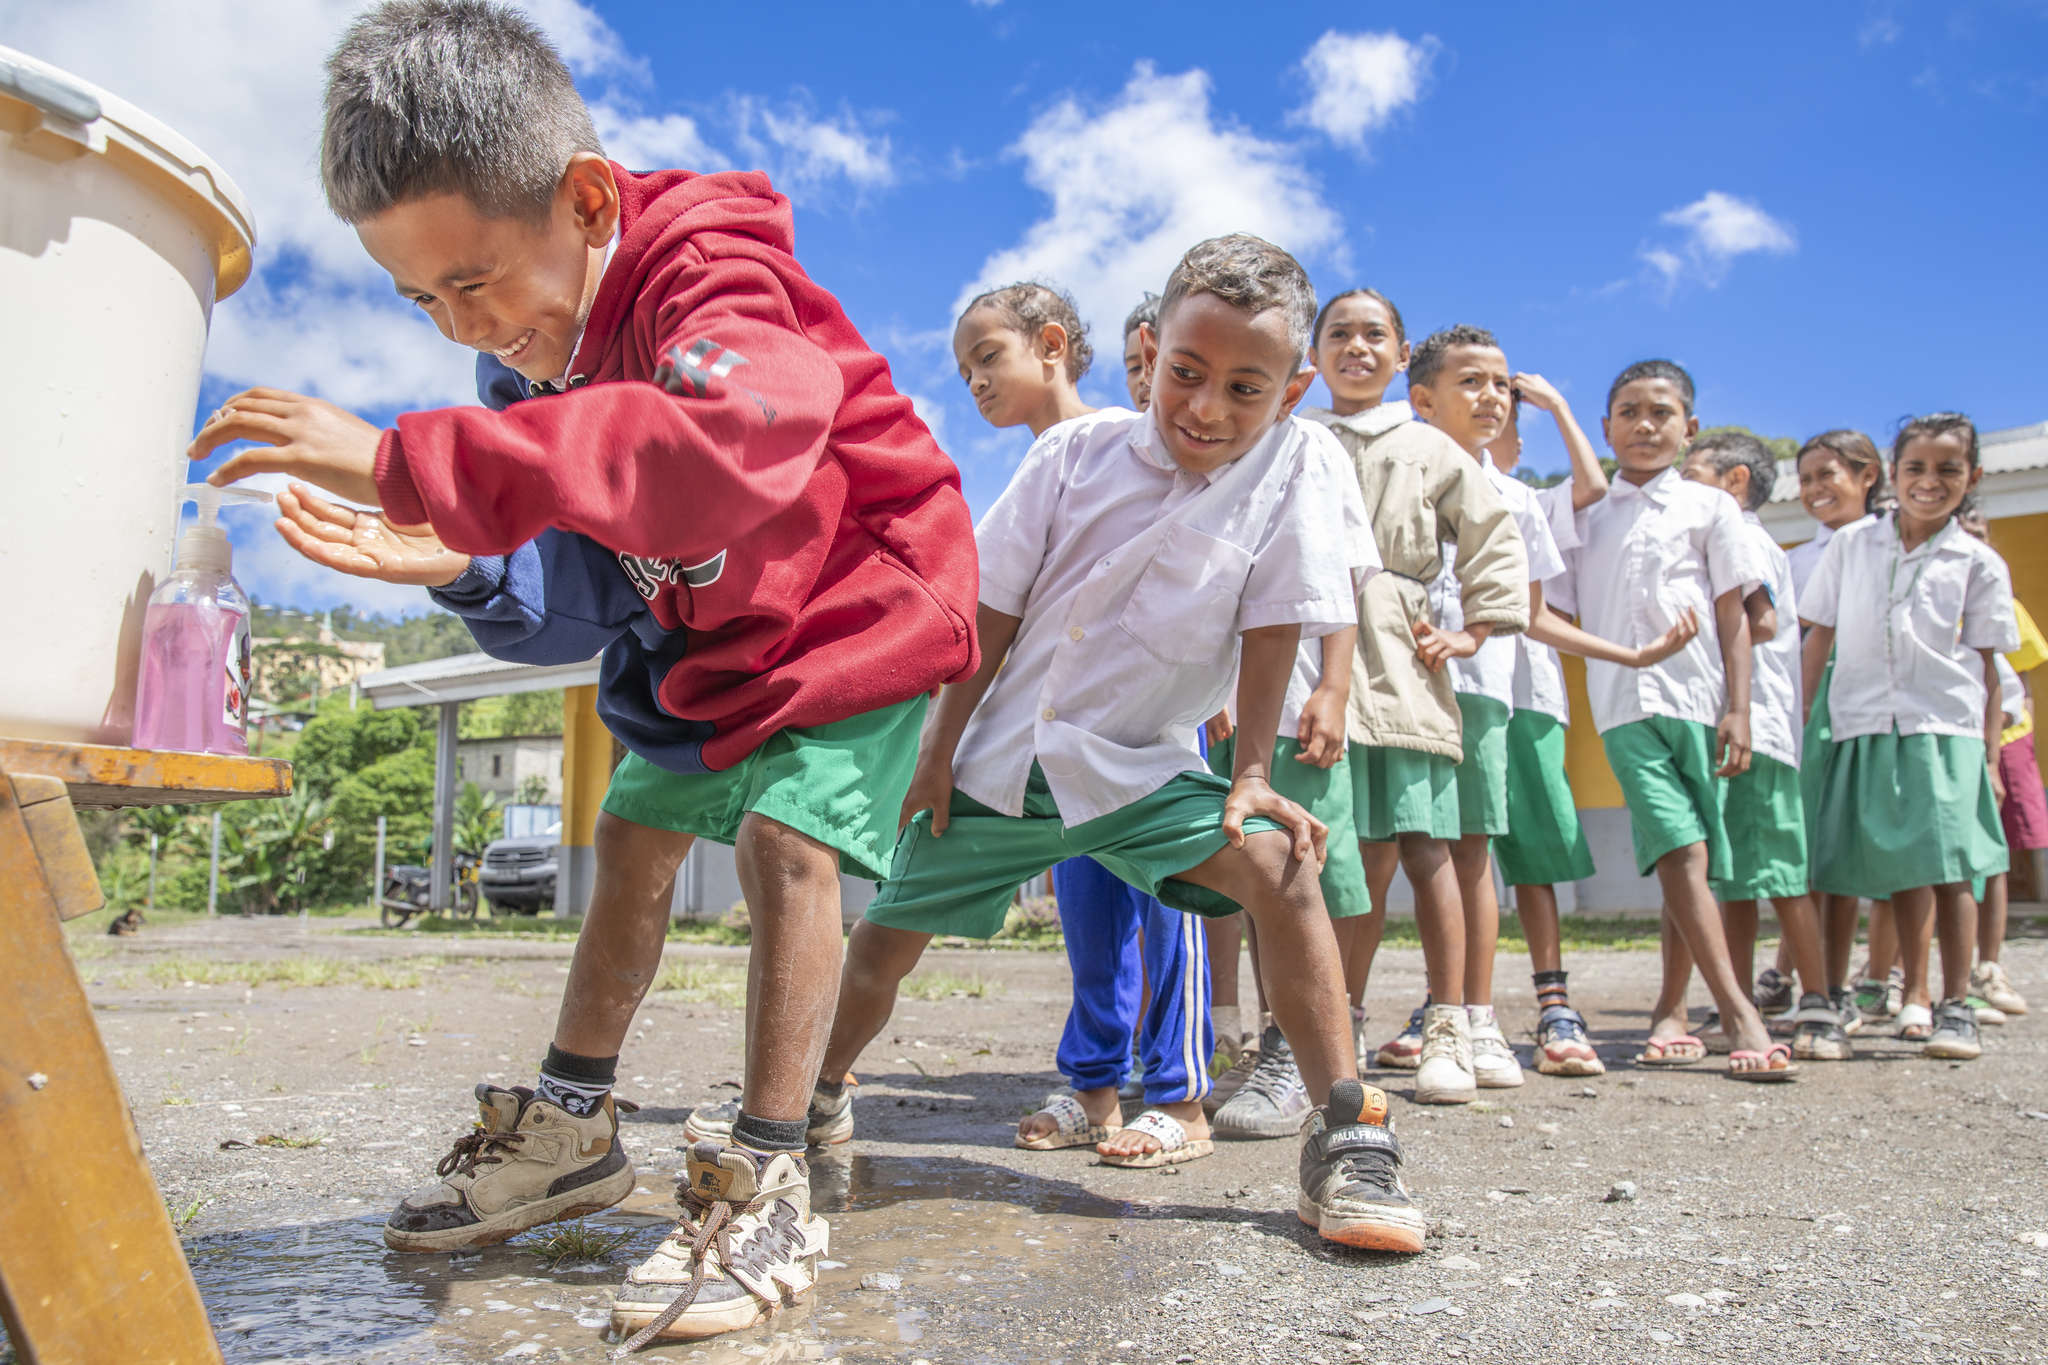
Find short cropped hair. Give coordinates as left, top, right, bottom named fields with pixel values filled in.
left=961, top=282, right=1093, bottom=381
left=1123, top=292, right=1161, bottom=341
left=1608, top=359, right=1696, bottom=415
left=1159, top=234, right=1316, bottom=368
left=322, top=0, right=602, bottom=223
left=1408, top=324, right=1500, bottom=390
left=1690, top=430, right=1777, bottom=513
left=1893, top=411, right=1982, bottom=468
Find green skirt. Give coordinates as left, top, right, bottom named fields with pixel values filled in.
left=1350, top=741, right=1460, bottom=842
left=1799, top=654, right=1833, bottom=848
left=1809, top=729, right=2008, bottom=900
left=1209, top=734, right=1371, bottom=916
left=1712, top=754, right=1808, bottom=901
left=1495, top=710, right=1595, bottom=886
left=1453, top=694, right=1511, bottom=838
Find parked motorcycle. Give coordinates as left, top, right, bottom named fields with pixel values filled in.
left=379, top=854, right=481, bottom=928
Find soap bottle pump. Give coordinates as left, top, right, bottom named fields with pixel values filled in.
left=132, top=483, right=273, bottom=756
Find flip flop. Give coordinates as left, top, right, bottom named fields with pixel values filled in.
left=1636, top=1034, right=1706, bottom=1066
left=1015, top=1092, right=1121, bottom=1151
left=1728, top=1043, right=1798, bottom=1082
left=1097, top=1109, right=1214, bottom=1168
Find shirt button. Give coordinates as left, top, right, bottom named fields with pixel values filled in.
left=1069, top=627, right=1085, bottom=641
left=1042, top=707, right=1057, bottom=721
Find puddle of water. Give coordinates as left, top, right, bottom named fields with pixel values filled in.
left=190, top=1151, right=1135, bottom=1363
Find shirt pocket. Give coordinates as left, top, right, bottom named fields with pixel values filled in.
left=1117, top=523, right=1255, bottom=665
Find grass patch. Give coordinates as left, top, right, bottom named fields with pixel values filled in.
left=650, top=960, right=747, bottom=1008
left=522, top=1220, right=635, bottom=1269
left=140, top=956, right=443, bottom=990
left=251, top=1133, right=325, bottom=1149
left=901, top=970, right=1002, bottom=1001
left=166, top=1195, right=211, bottom=1234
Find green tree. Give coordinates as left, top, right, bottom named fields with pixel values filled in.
left=454, top=781, right=503, bottom=857
left=516, top=773, right=552, bottom=805
left=216, top=790, right=334, bottom=915
left=329, top=745, right=437, bottom=875
left=291, top=695, right=426, bottom=797
left=1694, top=425, right=1798, bottom=463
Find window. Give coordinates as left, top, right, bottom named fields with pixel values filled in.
left=492, top=754, right=503, bottom=778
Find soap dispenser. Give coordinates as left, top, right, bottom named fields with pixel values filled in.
left=132, top=483, right=272, bottom=756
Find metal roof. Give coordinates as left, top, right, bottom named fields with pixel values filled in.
left=356, top=650, right=600, bottom=710
left=1760, top=421, right=2048, bottom=539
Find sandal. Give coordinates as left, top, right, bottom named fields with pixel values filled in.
left=1096, top=1109, right=1214, bottom=1168
left=1636, top=1034, right=1706, bottom=1066
left=1728, top=1042, right=1798, bottom=1082
left=1016, top=1092, right=1120, bottom=1151
left=1894, top=1003, right=1934, bottom=1043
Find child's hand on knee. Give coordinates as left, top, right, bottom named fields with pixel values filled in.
left=1224, top=775, right=1328, bottom=868
left=899, top=756, right=955, bottom=835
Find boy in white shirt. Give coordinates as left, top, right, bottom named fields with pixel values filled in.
left=1552, top=360, right=1788, bottom=1080
left=1679, top=431, right=1846, bottom=1061
left=815, top=235, right=1422, bottom=1251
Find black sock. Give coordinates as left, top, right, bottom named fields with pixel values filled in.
left=814, top=1077, right=845, bottom=1101
left=535, top=1044, right=617, bottom=1118
left=732, top=1111, right=806, bottom=1152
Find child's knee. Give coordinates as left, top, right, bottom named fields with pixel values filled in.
left=738, top=812, right=841, bottom=882
left=844, top=920, right=929, bottom=987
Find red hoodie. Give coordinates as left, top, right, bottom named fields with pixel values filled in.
left=374, top=167, right=980, bottom=770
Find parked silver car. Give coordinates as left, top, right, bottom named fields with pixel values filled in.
left=479, top=820, right=560, bottom=914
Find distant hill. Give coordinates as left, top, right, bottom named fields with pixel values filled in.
left=249, top=601, right=477, bottom=668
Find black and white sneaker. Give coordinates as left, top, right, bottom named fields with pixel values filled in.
left=1791, top=992, right=1851, bottom=1061
left=1832, top=987, right=1866, bottom=1037
left=1213, top=1025, right=1312, bottom=1138
left=1297, top=1080, right=1424, bottom=1253
left=1923, top=999, right=1982, bottom=1060
left=1753, top=967, right=1794, bottom=1014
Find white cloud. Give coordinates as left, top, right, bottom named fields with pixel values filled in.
left=1858, top=14, right=1903, bottom=48
left=735, top=99, right=896, bottom=191
left=1287, top=30, right=1437, bottom=153
left=956, top=63, right=1342, bottom=344
left=1637, top=191, right=1796, bottom=294
left=594, top=107, right=724, bottom=173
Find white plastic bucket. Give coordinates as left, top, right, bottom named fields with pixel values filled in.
left=0, top=46, right=256, bottom=745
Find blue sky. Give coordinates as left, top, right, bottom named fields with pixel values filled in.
left=12, top=0, right=2046, bottom=616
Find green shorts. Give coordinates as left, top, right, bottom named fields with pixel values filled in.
left=1209, top=734, right=1371, bottom=917
left=1810, top=730, right=2008, bottom=900
left=1494, top=710, right=1595, bottom=886
left=864, top=763, right=1289, bottom=937
left=1713, top=754, right=1808, bottom=901
left=600, top=695, right=927, bottom=880
left=1350, top=742, right=1460, bottom=842
left=1598, top=715, right=1731, bottom=880
left=1453, top=694, right=1511, bottom=838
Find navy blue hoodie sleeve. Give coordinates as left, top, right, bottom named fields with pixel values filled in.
left=429, top=530, right=642, bottom=665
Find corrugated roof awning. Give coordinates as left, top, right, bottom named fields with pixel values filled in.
left=356, top=652, right=600, bottom=710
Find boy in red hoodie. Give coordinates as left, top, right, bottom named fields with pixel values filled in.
left=190, top=0, right=977, bottom=1347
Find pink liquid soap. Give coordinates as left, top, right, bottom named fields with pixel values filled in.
left=133, top=600, right=251, bottom=755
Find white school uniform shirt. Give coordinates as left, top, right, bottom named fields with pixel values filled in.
left=1785, top=519, right=1837, bottom=601
left=1741, top=511, right=1803, bottom=769
left=1799, top=514, right=2020, bottom=742
left=964, top=407, right=1377, bottom=825
left=1511, top=479, right=1582, bottom=724
left=1429, top=457, right=1563, bottom=707
left=1274, top=456, right=1377, bottom=740
left=1552, top=466, right=1766, bottom=735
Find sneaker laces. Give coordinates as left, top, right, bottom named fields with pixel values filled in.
left=1330, top=1136, right=1401, bottom=1197
left=435, top=1125, right=526, bottom=1179
left=612, top=1180, right=763, bottom=1357
left=1238, top=1044, right=1302, bottom=1105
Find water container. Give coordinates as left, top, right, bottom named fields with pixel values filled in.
left=0, top=45, right=256, bottom=745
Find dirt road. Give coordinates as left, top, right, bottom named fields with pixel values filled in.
left=45, top=916, right=2048, bottom=1364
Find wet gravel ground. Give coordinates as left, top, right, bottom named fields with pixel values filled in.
left=52, top=916, right=2048, bottom=1364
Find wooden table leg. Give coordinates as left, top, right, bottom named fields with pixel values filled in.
left=0, top=772, right=223, bottom=1364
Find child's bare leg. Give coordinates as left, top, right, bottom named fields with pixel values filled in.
left=1401, top=834, right=1463, bottom=1006
left=1934, top=883, right=1978, bottom=1003
left=1721, top=899, right=1760, bottom=994
left=1655, top=844, right=1771, bottom=1055
left=1354, top=841, right=1401, bottom=1005
left=1867, top=900, right=1899, bottom=980
left=1770, top=892, right=1830, bottom=999
left=1518, top=884, right=1563, bottom=975
left=1207, top=911, right=1245, bottom=1039
left=1451, top=835, right=1499, bottom=1006
left=1979, top=874, right=2009, bottom=965
left=1890, top=888, right=1934, bottom=1011
left=553, top=813, right=696, bottom=1058
left=1825, top=895, right=1862, bottom=991
left=1649, top=909, right=1694, bottom=1044
left=734, top=814, right=845, bottom=1123
left=1243, top=915, right=1268, bottom=1014
left=1178, top=833, right=1351, bottom=1098
left=819, top=919, right=934, bottom=1086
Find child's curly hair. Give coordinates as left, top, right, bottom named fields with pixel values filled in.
left=960, top=283, right=1093, bottom=381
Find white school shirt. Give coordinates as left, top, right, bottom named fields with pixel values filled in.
left=1741, top=512, right=1802, bottom=769
left=1552, top=466, right=1766, bottom=735
left=964, top=407, right=1377, bottom=825
left=1785, top=519, right=1837, bottom=601
left=1799, top=514, right=2020, bottom=742
left=1511, top=479, right=1582, bottom=724
left=1276, top=450, right=1377, bottom=739
left=1429, top=458, right=1564, bottom=707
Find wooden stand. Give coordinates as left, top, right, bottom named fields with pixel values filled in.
left=0, top=739, right=291, bottom=1365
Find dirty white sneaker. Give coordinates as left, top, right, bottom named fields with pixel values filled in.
left=1412, top=1003, right=1476, bottom=1105
left=609, top=1142, right=828, bottom=1351
left=1297, top=1080, right=1424, bottom=1253
left=1465, top=1005, right=1525, bottom=1089
left=1972, top=960, right=2029, bottom=1016
left=681, top=1084, right=855, bottom=1148
left=384, top=1084, right=637, bottom=1253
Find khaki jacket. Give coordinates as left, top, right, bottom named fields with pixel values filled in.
left=1304, top=404, right=1530, bottom=760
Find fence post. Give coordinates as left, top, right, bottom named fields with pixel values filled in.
left=372, top=813, right=387, bottom=915
left=147, top=832, right=159, bottom=908
left=207, top=811, right=221, bottom=916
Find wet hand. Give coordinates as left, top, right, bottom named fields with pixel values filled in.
left=1412, top=620, right=1478, bottom=671
left=1636, top=608, right=1701, bottom=667
left=1295, top=687, right=1347, bottom=768
left=899, top=756, right=955, bottom=834
left=275, top=484, right=469, bottom=587
left=187, top=388, right=383, bottom=507
left=1716, top=709, right=1752, bottom=777
left=1223, top=774, right=1327, bottom=867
